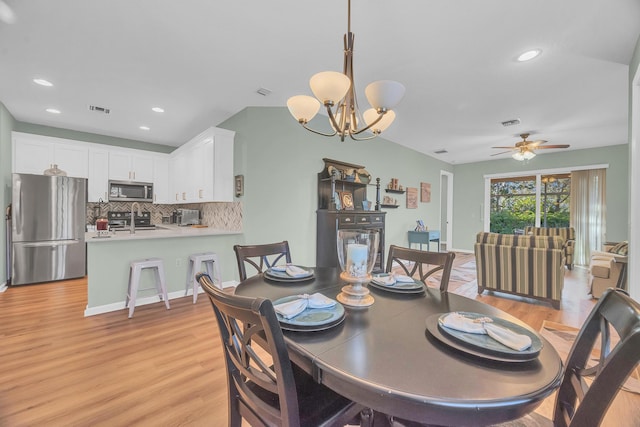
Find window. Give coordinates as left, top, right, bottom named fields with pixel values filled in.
left=489, top=173, right=570, bottom=233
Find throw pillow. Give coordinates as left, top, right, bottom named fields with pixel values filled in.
left=608, top=241, right=629, bottom=256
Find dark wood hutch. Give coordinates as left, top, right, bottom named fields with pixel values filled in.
left=316, top=158, right=386, bottom=272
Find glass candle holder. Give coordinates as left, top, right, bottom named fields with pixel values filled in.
left=336, top=229, right=379, bottom=307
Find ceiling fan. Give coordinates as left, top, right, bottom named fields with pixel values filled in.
left=491, top=133, right=570, bottom=160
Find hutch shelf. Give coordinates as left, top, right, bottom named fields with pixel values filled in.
left=316, top=158, right=386, bottom=273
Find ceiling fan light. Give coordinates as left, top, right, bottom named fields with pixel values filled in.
left=512, top=151, right=525, bottom=161
left=363, top=108, right=396, bottom=133
left=310, top=71, right=351, bottom=105
left=523, top=150, right=536, bottom=160
left=365, top=80, right=406, bottom=110
left=287, top=95, right=321, bottom=123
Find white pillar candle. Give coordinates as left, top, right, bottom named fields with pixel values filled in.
left=346, top=243, right=368, bottom=277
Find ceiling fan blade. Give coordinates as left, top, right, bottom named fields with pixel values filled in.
left=491, top=146, right=517, bottom=149
left=491, top=150, right=514, bottom=156
left=527, top=140, right=547, bottom=147
left=534, top=144, right=570, bottom=149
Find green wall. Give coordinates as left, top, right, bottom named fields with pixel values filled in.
left=1, top=103, right=15, bottom=285
left=451, top=145, right=629, bottom=251
left=219, top=107, right=452, bottom=267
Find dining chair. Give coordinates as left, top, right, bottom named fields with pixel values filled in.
left=385, top=245, right=456, bottom=291
left=234, top=241, right=292, bottom=282
left=387, top=288, right=640, bottom=427
left=196, top=273, right=367, bottom=427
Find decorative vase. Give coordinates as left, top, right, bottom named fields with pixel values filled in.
left=336, top=229, right=379, bottom=307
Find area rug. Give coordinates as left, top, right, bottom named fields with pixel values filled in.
left=540, top=320, right=640, bottom=394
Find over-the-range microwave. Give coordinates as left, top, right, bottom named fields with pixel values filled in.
left=108, top=180, right=154, bottom=202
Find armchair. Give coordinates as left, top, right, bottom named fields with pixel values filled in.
left=524, top=226, right=575, bottom=269
left=589, top=241, right=628, bottom=298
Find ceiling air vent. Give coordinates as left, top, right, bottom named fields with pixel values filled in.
left=434, top=149, right=448, bottom=154
left=89, top=105, right=111, bottom=114
left=501, top=118, right=520, bottom=127
left=256, top=88, right=272, bottom=96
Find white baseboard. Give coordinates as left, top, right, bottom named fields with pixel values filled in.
left=83, top=280, right=239, bottom=317
left=449, top=248, right=474, bottom=254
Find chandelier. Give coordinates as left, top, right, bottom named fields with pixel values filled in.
left=286, top=0, right=405, bottom=141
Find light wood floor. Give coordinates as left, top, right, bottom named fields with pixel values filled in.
left=0, top=257, right=632, bottom=426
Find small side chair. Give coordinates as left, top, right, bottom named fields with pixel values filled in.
left=385, top=245, right=456, bottom=291
left=197, top=273, right=366, bottom=426
left=233, top=241, right=292, bottom=281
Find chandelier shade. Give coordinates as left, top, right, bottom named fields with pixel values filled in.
left=364, top=80, right=406, bottom=111
left=286, top=0, right=404, bottom=141
left=310, top=71, right=351, bottom=105
left=364, top=108, right=396, bottom=134
left=287, top=95, right=321, bottom=124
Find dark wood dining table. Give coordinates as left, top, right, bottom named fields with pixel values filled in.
left=235, top=267, right=563, bottom=426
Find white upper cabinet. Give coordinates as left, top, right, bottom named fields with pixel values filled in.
left=88, top=148, right=110, bottom=202
left=152, top=156, right=170, bottom=204
left=169, top=127, right=235, bottom=204
left=108, top=150, right=154, bottom=182
left=12, top=132, right=89, bottom=178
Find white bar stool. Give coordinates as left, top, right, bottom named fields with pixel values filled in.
left=185, top=252, right=221, bottom=303
left=126, top=258, right=171, bottom=318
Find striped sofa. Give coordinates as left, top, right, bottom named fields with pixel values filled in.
left=474, top=232, right=566, bottom=309
left=524, top=226, right=575, bottom=269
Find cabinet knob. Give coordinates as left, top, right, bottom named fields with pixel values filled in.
left=345, top=218, right=352, bottom=223
left=360, top=218, right=366, bottom=222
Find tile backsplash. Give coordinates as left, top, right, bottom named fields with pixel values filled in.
left=86, top=201, right=242, bottom=231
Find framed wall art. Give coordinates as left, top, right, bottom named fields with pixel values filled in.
left=406, top=187, right=418, bottom=209
left=421, top=182, right=431, bottom=203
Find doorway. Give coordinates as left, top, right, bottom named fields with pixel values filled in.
left=440, top=171, right=453, bottom=251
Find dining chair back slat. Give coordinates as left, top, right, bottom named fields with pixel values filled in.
left=385, top=245, right=455, bottom=291
left=234, top=241, right=292, bottom=282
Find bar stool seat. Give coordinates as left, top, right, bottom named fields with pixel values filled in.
left=185, top=252, right=221, bottom=303
left=126, top=258, right=170, bottom=318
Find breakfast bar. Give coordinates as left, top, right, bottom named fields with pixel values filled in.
left=85, top=225, right=242, bottom=316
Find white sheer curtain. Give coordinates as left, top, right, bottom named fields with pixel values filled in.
left=570, top=169, right=606, bottom=266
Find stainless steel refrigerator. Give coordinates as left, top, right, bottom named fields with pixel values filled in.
left=11, top=173, right=87, bottom=285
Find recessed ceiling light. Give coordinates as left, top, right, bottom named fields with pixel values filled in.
left=151, top=107, right=164, bottom=113
left=33, top=78, right=53, bottom=87
left=517, top=49, right=542, bottom=62
left=139, top=126, right=150, bottom=131
left=45, top=108, right=61, bottom=114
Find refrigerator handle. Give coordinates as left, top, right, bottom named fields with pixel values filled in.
left=18, top=240, right=81, bottom=248
left=14, top=178, right=21, bottom=234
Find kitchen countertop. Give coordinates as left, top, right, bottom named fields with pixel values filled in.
left=86, top=224, right=241, bottom=242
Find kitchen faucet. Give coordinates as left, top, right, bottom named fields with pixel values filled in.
left=130, top=202, right=142, bottom=234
